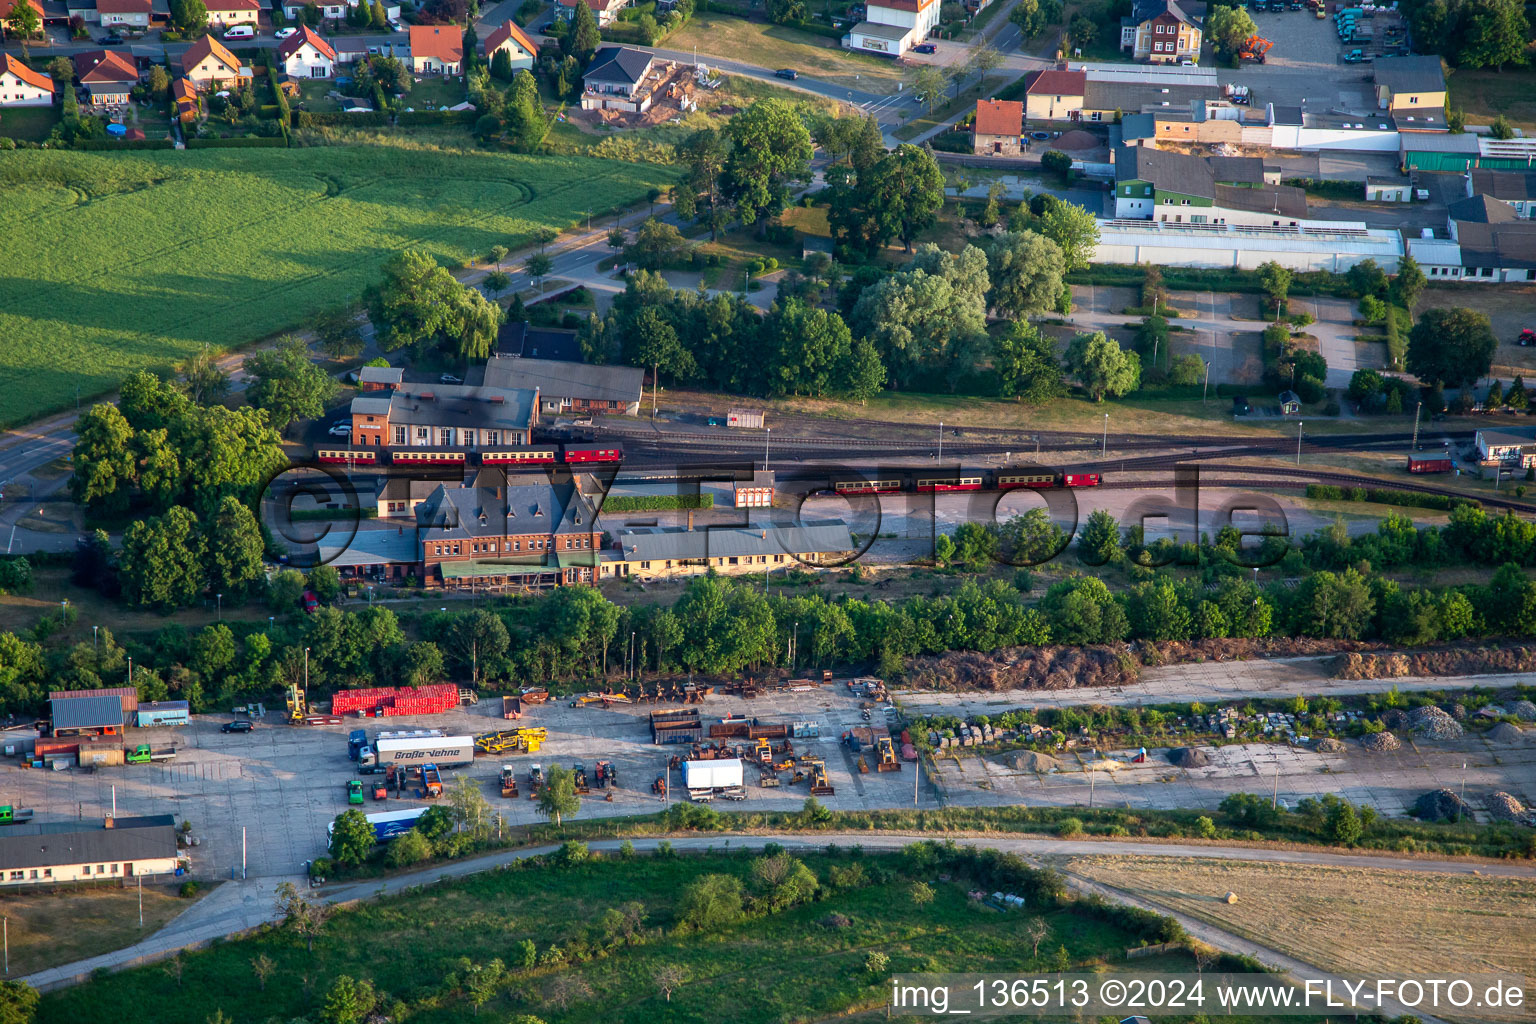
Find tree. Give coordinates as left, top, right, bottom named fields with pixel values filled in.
left=1077, top=508, right=1122, bottom=565
left=965, top=43, right=1005, bottom=77
left=1206, top=4, right=1257, bottom=59
left=176, top=345, right=230, bottom=406
left=273, top=881, right=331, bottom=952
left=329, top=809, right=374, bottom=867
left=909, top=880, right=935, bottom=906
left=850, top=244, right=990, bottom=391
left=536, top=764, right=580, bottom=826
left=1065, top=331, right=1140, bottom=401
left=865, top=950, right=891, bottom=975
left=568, top=0, right=601, bottom=61
left=625, top=217, right=689, bottom=270
left=482, top=270, right=512, bottom=298
left=168, top=0, right=207, bottom=34
left=1489, top=113, right=1516, bottom=139
left=1457, top=0, right=1529, bottom=69
left=322, top=975, right=377, bottom=1024
left=367, top=249, right=471, bottom=353
left=525, top=252, right=553, bottom=293
left=1169, top=353, right=1205, bottom=387
left=1407, top=307, right=1497, bottom=387
left=1010, top=0, right=1063, bottom=37
left=490, top=47, right=513, bottom=81
left=678, top=126, right=729, bottom=239
left=313, top=307, right=365, bottom=360
left=1067, top=12, right=1098, bottom=46
left=1392, top=253, right=1426, bottom=309
left=1040, top=575, right=1129, bottom=643
left=1040, top=149, right=1073, bottom=182
left=654, top=964, right=689, bottom=1002
left=120, top=507, right=206, bottom=609
left=204, top=496, right=265, bottom=598
left=724, top=99, right=814, bottom=230
left=71, top=405, right=137, bottom=513
left=678, top=873, right=744, bottom=930
left=504, top=69, right=548, bottom=149
left=1025, top=917, right=1051, bottom=958
left=761, top=300, right=854, bottom=397
left=1257, top=260, right=1291, bottom=319
left=0, top=982, right=38, bottom=1024
left=8, top=0, right=41, bottom=38
left=1037, top=201, right=1098, bottom=273
left=250, top=954, right=275, bottom=993
left=1326, top=800, right=1363, bottom=844
left=842, top=339, right=887, bottom=402
left=986, top=231, right=1065, bottom=318
left=993, top=321, right=1064, bottom=402
left=384, top=828, right=432, bottom=867
left=1346, top=258, right=1389, bottom=299
left=910, top=65, right=947, bottom=114
left=245, top=336, right=337, bottom=434
left=854, top=144, right=946, bottom=253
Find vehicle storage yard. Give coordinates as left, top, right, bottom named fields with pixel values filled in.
left=4, top=675, right=1534, bottom=882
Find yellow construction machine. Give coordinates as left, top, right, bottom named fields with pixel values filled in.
left=474, top=727, right=548, bottom=755
left=286, top=681, right=308, bottom=725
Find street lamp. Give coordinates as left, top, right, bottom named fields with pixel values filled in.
left=938, top=421, right=944, bottom=462
left=1102, top=413, right=1109, bottom=456
left=216, top=593, right=222, bottom=621
left=93, top=625, right=98, bottom=654
left=1296, top=421, right=1304, bottom=465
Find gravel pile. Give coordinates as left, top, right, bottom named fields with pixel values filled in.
left=1447, top=703, right=1468, bottom=721
left=1415, top=788, right=1475, bottom=822
left=1167, top=747, right=1211, bottom=768
left=1512, top=700, right=1536, bottom=722
left=1487, top=722, right=1527, bottom=744
left=1381, top=709, right=1410, bottom=730
left=1008, top=751, right=1064, bottom=772
left=1314, top=737, right=1347, bottom=753
left=1485, top=792, right=1528, bottom=822
left=1361, top=731, right=1401, bottom=751
left=1409, top=705, right=1464, bottom=739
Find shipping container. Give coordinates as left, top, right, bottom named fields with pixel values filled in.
left=727, top=408, right=765, bottom=429
left=136, top=701, right=190, bottom=728
left=79, top=744, right=125, bottom=767
left=682, top=758, right=744, bottom=790
left=1406, top=453, right=1453, bottom=474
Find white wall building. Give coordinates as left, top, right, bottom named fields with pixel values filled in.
left=844, top=0, right=940, bottom=55
left=1094, top=219, right=1404, bottom=272
left=0, top=815, right=180, bottom=887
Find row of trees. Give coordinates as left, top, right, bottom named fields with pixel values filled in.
left=1401, top=0, right=1530, bottom=69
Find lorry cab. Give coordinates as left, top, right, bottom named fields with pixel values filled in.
left=348, top=729, right=368, bottom=760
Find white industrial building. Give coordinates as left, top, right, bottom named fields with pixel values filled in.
left=1094, top=220, right=1403, bottom=272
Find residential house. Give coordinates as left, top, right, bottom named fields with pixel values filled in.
left=580, top=45, right=658, bottom=113
left=409, top=24, right=463, bottom=75
left=179, top=35, right=247, bottom=89
left=282, top=0, right=346, bottom=16
left=484, top=19, right=537, bottom=72
left=0, top=815, right=180, bottom=887
left=1079, top=77, right=1218, bottom=122
left=1450, top=217, right=1536, bottom=283
left=1120, top=0, right=1203, bottom=63
left=73, top=49, right=139, bottom=105
left=1372, top=55, right=1446, bottom=123
left=971, top=98, right=1023, bottom=156
left=1022, top=68, right=1085, bottom=121
left=357, top=365, right=404, bottom=391
left=171, top=75, right=198, bottom=120
left=278, top=25, right=336, bottom=79
left=556, top=0, right=628, bottom=27
left=94, top=0, right=153, bottom=28
left=483, top=354, right=644, bottom=417
left=203, top=0, right=259, bottom=27
left=0, top=53, right=52, bottom=106
left=348, top=384, right=539, bottom=449
left=1468, top=170, right=1536, bottom=219
left=0, top=0, right=44, bottom=35
left=843, top=0, right=940, bottom=55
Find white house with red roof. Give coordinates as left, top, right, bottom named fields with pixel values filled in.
left=180, top=35, right=248, bottom=89
left=557, top=0, right=626, bottom=27
left=0, top=0, right=44, bottom=35
left=91, top=0, right=153, bottom=27
left=279, top=25, right=337, bottom=78
left=204, top=0, right=260, bottom=27
left=843, top=0, right=939, bottom=55
left=0, top=53, right=53, bottom=106
left=484, top=19, right=537, bottom=71
left=74, top=49, right=140, bottom=104
left=409, top=23, right=463, bottom=74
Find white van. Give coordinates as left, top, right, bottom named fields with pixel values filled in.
left=223, top=24, right=255, bottom=39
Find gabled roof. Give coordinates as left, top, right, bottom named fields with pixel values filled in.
left=74, top=48, right=139, bottom=84
left=414, top=479, right=593, bottom=540
left=0, top=815, right=177, bottom=871
left=1373, top=55, right=1445, bottom=96
left=0, top=0, right=44, bottom=21
left=1449, top=194, right=1517, bottom=224
left=973, top=99, right=1023, bottom=137
left=1206, top=155, right=1266, bottom=185
left=1456, top=220, right=1536, bottom=270
left=485, top=19, right=537, bottom=57
left=181, top=35, right=243, bottom=74
left=1115, top=145, right=1214, bottom=198
left=583, top=45, right=653, bottom=85
left=1082, top=79, right=1217, bottom=113
left=373, top=383, right=538, bottom=433
left=359, top=365, right=404, bottom=385
left=1, top=53, right=52, bottom=94
left=1130, top=0, right=1204, bottom=26
left=1024, top=68, right=1085, bottom=97
left=204, top=0, right=260, bottom=8
left=95, top=0, right=152, bottom=12
left=409, top=23, right=464, bottom=64
left=50, top=694, right=123, bottom=731
left=1471, top=169, right=1536, bottom=203
left=278, top=24, right=336, bottom=62
left=483, top=355, right=643, bottom=404
left=616, top=520, right=855, bottom=562
left=1213, top=183, right=1308, bottom=219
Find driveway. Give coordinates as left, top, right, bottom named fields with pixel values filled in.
left=1291, top=293, right=1382, bottom=385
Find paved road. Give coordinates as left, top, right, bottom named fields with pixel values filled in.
left=23, top=831, right=1528, bottom=1000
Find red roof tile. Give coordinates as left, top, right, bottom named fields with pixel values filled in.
left=1025, top=69, right=1086, bottom=97
left=278, top=24, right=337, bottom=62
left=74, top=49, right=139, bottom=84
left=1, top=52, right=52, bottom=93
left=409, top=23, right=463, bottom=64
left=180, top=35, right=243, bottom=76
left=484, top=19, right=536, bottom=58
left=973, top=99, right=1023, bottom=137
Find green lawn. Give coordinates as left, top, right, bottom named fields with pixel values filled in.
left=405, top=75, right=467, bottom=110
left=0, top=105, right=60, bottom=142
left=668, top=12, right=907, bottom=94
left=38, top=850, right=1141, bottom=1024
left=1447, top=67, right=1536, bottom=132
left=0, top=144, right=674, bottom=427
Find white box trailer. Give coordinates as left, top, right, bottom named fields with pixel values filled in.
left=682, top=758, right=743, bottom=790
left=361, top=735, right=474, bottom=771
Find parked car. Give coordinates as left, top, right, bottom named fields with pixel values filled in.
left=1519, top=328, right=1536, bottom=346
left=100, top=32, right=124, bottom=44
left=388, top=18, right=402, bottom=30
left=440, top=373, right=463, bottom=384
left=912, top=42, right=937, bottom=53
left=222, top=720, right=254, bottom=734
left=1232, top=396, right=1251, bottom=416
left=224, top=24, right=255, bottom=39
left=347, top=780, right=364, bottom=805
left=774, top=68, right=798, bottom=79
left=274, top=26, right=298, bottom=38
left=328, top=422, right=352, bottom=437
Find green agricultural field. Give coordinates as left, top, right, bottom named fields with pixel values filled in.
left=0, top=145, right=675, bottom=427
left=40, top=849, right=1142, bottom=1024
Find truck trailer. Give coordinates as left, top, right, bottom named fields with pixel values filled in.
left=358, top=733, right=474, bottom=772
left=681, top=757, right=744, bottom=791
left=328, top=807, right=428, bottom=844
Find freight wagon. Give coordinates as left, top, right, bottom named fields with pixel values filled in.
left=832, top=469, right=1099, bottom=495
left=1406, top=453, right=1453, bottom=474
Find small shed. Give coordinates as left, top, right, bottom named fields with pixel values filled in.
left=50, top=695, right=125, bottom=737
left=136, top=701, right=190, bottom=728
left=1278, top=390, right=1302, bottom=416
left=727, top=408, right=765, bottom=429
left=1365, top=177, right=1412, bottom=202
left=49, top=686, right=138, bottom=714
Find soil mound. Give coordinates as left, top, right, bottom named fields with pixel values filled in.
left=1007, top=751, right=1064, bottom=772
left=1485, top=792, right=1527, bottom=822
left=1314, top=737, right=1346, bottom=753
left=1053, top=130, right=1098, bottom=151
left=1167, top=747, right=1210, bottom=768
left=1487, top=722, right=1526, bottom=744
left=1511, top=700, right=1536, bottom=721
left=1414, top=788, right=1473, bottom=822
left=1408, top=705, right=1464, bottom=739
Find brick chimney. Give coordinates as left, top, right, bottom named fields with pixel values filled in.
left=103, top=816, right=115, bottom=829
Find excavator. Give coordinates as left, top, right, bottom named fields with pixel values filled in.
left=500, top=765, right=520, bottom=798
left=286, top=681, right=308, bottom=725
left=876, top=736, right=901, bottom=772
left=1238, top=34, right=1274, bottom=62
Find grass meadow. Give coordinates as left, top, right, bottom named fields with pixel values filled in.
left=39, top=850, right=1137, bottom=1024
left=0, top=144, right=675, bottom=427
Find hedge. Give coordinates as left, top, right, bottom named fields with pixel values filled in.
left=289, top=507, right=380, bottom=522
left=71, top=137, right=175, bottom=150
left=296, top=110, right=389, bottom=128
left=185, top=135, right=289, bottom=148
left=601, top=494, right=715, bottom=512
left=1304, top=484, right=1478, bottom=511
left=396, top=108, right=479, bottom=126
